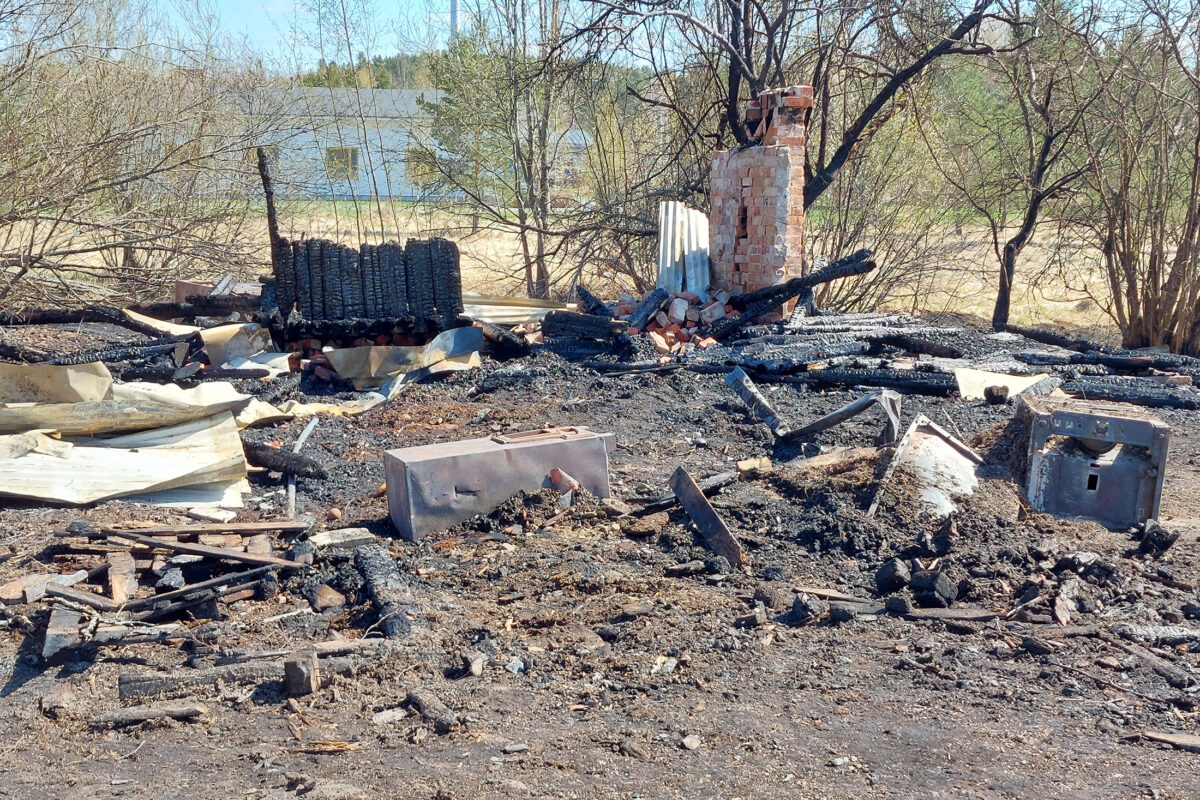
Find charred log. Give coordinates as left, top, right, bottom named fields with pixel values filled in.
left=476, top=321, right=530, bottom=359
left=542, top=310, right=627, bottom=340
left=47, top=337, right=189, bottom=366
left=1062, top=379, right=1200, bottom=409
left=867, top=333, right=964, bottom=359
left=576, top=285, right=614, bottom=318
left=354, top=542, right=418, bottom=639
left=626, top=288, right=669, bottom=331
left=712, top=256, right=877, bottom=339
left=257, top=371, right=301, bottom=405
left=244, top=441, right=327, bottom=478
left=795, top=366, right=957, bottom=395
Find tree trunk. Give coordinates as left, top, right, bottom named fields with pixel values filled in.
left=991, top=191, right=1044, bottom=330
left=991, top=243, right=1017, bottom=329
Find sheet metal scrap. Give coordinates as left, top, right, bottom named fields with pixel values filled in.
left=868, top=414, right=983, bottom=518
left=1018, top=395, right=1169, bottom=529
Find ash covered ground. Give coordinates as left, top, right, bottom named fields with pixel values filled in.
left=0, top=317, right=1199, bottom=799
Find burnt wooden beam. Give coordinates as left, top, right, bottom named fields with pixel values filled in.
left=728, top=250, right=872, bottom=311
left=712, top=254, right=876, bottom=339
left=668, top=467, right=747, bottom=570
left=793, top=367, right=958, bottom=395
left=45, top=583, right=123, bottom=612
left=42, top=608, right=82, bottom=663
left=243, top=441, right=327, bottom=479
left=626, top=288, right=669, bottom=331
left=355, top=542, right=417, bottom=639
left=94, top=701, right=210, bottom=727
left=542, top=310, right=628, bottom=340
left=121, top=565, right=278, bottom=612
left=105, top=531, right=302, bottom=569
left=575, top=285, right=613, bottom=318
left=476, top=321, right=531, bottom=359
left=118, top=656, right=359, bottom=700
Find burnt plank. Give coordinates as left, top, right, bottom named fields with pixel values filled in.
left=668, top=467, right=747, bottom=569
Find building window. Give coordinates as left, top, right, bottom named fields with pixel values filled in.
left=325, top=147, right=359, bottom=181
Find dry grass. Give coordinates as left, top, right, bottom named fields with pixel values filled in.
left=277, top=204, right=1118, bottom=337
left=6, top=200, right=1121, bottom=341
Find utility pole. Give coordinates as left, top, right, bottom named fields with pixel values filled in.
left=450, top=0, right=458, bottom=35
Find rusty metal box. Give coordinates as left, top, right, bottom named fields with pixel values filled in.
left=384, top=426, right=615, bottom=540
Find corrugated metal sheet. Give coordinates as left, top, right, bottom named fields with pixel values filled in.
left=461, top=293, right=575, bottom=325
left=656, top=201, right=710, bottom=300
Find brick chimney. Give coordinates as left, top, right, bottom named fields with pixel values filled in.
left=708, top=85, right=813, bottom=298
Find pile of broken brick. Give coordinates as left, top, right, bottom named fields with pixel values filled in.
left=614, top=289, right=733, bottom=353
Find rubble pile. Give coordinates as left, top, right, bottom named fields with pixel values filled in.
left=2, top=238, right=1200, bottom=791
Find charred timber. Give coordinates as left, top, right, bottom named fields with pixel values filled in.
left=279, top=316, right=419, bottom=341
left=0, top=305, right=175, bottom=339
left=257, top=371, right=301, bottom=405
left=626, top=288, right=669, bottom=331
left=1018, top=350, right=1200, bottom=376
left=542, top=336, right=620, bottom=361
left=541, top=310, right=628, bottom=340
left=1062, top=380, right=1200, bottom=409
left=129, top=301, right=194, bottom=319
left=119, top=365, right=270, bottom=383
left=47, top=338, right=188, bottom=366
left=866, top=332, right=964, bottom=359
left=730, top=341, right=872, bottom=374
left=476, top=321, right=530, bottom=359
left=575, top=285, right=614, bottom=318
left=795, top=367, right=957, bottom=395
left=1019, top=352, right=1155, bottom=372
left=0, top=306, right=126, bottom=327
left=712, top=257, right=877, bottom=339
left=1003, top=323, right=1099, bottom=353
left=185, top=294, right=261, bottom=317
left=244, top=441, right=327, bottom=479
left=355, top=542, right=418, bottom=639
left=729, top=250, right=872, bottom=312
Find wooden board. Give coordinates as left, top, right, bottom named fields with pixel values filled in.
left=1143, top=730, right=1200, bottom=752
left=103, top=521, right=310, bottom=537
left=45, top=583, right=123, bottom=612
left=106, top=531, right=299, bottom=569
left=308, top=527, right=377, bottom=549
left=668, top=467, right=747, bottom=569
left=107, top=552, right=137, bottom=604
left=42, top=608, right=81, bottom=662
left=95, top=701, right=209, bottom=727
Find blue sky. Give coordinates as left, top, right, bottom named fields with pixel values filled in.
left=173, top=0, right=451, bottom=66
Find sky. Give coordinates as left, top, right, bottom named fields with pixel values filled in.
left=167, top=0, right=452, bottom=66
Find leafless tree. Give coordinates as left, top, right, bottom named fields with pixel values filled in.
left=1065, top=0, right=1200, bottom=352
left=917, top=0, right=1120, bottom=329
left=574, top=0, right=1006, bottom=209
left=0, top=0, right=283, bottom=306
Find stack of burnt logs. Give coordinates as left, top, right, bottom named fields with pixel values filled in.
left=268, top=237, right=464, bottom=337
